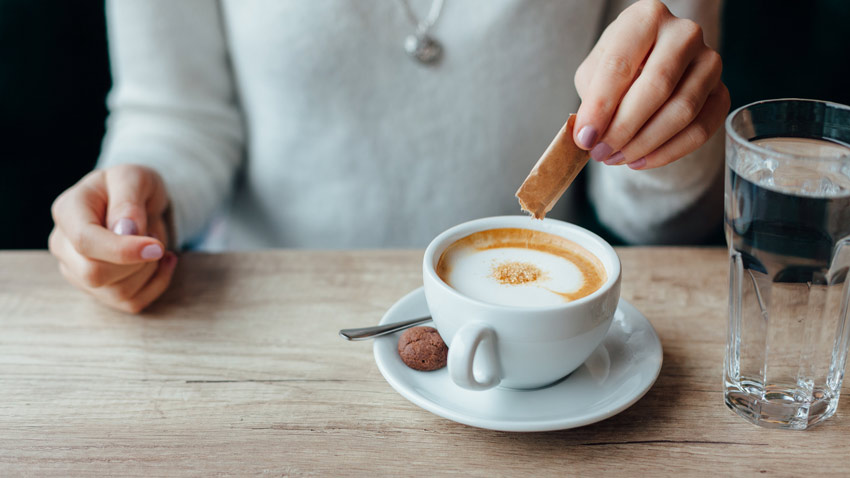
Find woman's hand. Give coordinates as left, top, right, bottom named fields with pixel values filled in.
left=573, top=0, right=730, bottom=170
left=49, top=164, right=177, bottom=313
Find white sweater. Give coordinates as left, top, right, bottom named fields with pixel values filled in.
left=99, top=0, right=724, bottom=249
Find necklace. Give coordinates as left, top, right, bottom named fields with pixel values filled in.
left=396, top=0, right=445, bottom=65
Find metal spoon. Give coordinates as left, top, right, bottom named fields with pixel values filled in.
left=339, top=316, right=432, bottom=341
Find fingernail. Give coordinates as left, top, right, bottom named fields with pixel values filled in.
left=113, top=218, right=138, bottom=236
left=628, top=157, right=648, bottom=170
left=590, top=142, right=614, bottom=162
left=141, top=244, right=164, bottom=260
left=576, top=126, right=598, bottom=149
left=604, top=151, right=626, bottom=165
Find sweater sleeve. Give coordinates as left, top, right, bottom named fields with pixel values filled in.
left=588, top=0, right=725, bottom=244
left=98, top=0, right=244, bottom=246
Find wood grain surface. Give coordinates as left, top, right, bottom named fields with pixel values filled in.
left=1, top=248, right=848, bottom=477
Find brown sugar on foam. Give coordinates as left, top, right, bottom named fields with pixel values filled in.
left=492, top=261, right=542, bottom=285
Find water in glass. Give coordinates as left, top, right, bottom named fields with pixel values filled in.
left=725, top=114, right=850, bottom=429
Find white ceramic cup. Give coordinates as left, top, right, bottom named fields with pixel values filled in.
left=423, top=216, right=622, bottom=390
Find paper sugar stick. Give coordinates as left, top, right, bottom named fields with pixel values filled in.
left=515, top=114, right=590, bottom=219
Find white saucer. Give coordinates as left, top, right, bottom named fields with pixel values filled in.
left=373, top=287, right=663, bottom=432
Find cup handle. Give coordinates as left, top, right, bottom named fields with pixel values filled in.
left=448, top=322, right=500, bottom=390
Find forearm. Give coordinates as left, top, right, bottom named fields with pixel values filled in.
left=586, top=0, right=725, bottom=244
left=98, top=0, right=244, bottom=246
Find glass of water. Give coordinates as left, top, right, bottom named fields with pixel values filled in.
left=724, top=98, right=850, bottom=429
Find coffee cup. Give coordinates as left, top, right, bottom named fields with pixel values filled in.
left=422, top=216, right=621, bottom=390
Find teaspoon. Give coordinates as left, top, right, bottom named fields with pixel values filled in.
left=339, top=316, right=432, bottom=341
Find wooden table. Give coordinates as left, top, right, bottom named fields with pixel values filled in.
left=1, top=248, right=848, bottom=476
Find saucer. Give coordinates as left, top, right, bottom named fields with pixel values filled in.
left=373, top=287, right=663, bottom=432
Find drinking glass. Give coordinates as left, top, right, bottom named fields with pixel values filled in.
left=724, top=98, right=850, bottom=429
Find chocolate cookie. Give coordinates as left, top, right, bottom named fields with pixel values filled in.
left=397, top=326, right=448, bottom=371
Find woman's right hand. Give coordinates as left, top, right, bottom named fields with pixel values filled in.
left=49, top=164, right=178, bottom=313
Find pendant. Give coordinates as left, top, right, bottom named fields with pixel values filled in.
left=404, top=33, right=443, bottom=65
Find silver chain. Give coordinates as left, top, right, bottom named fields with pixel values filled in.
left=397, top=0, right=445, bottom=36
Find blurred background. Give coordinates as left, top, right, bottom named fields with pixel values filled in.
left=1, top=0, right=849, bottom=250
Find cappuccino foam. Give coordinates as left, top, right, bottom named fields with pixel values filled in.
left=436, top=228, right=606, bottom=307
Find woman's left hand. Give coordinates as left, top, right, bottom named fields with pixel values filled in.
left=572, top=0, right=730, bottom=170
